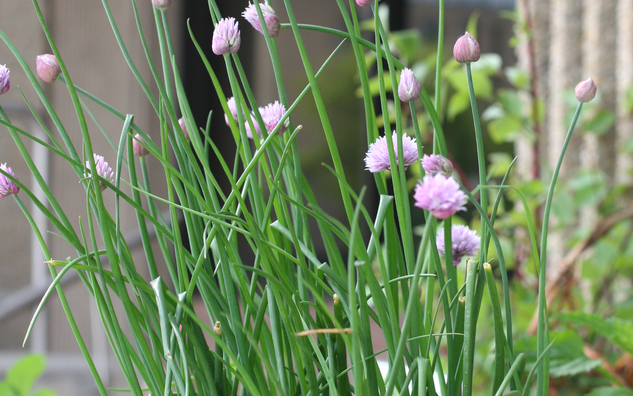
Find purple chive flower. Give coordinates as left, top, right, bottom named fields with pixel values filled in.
left=364, top=133, right=419, bottom=173
left=453, top=32, right=480, bottom=64
left=261, top=101, right=289, bottom=134
left=85, top=154, right=115, bottom=191
left=398, top=68, right=420, bottom=103
left=212, top=17, right=241, bottom=55
left=414, top=174, right=467, bottom=219
left=0, top=164, right=19, bottom=197
left=178, top=117, right=190, bottom=141
left=224, top=97, right=244, bottom=126
left=0, top=65, right=10, bottom=95
left=36, top=54, right=61, bottom=83
left=245, top=113, right=262, bottom=139
left=575, top=77, right=597, bottom=103
left=242, top=2, right=281, bottom=38
left=436, top=225, right=480, bottom=266
left=151, top=0, right=171, bottom=10
left=133, top=134, right=150, bottom=157
left=422, top=154, right=453, bottom=177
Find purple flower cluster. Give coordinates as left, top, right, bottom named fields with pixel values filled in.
left=413, top=174, right=467, bottom=219
left=0, top=65, right=10, bottom=95
left=0, top=164, right=19, bottom=198
left=364, top=133, right=418, bottom=173
left=422, top=154, right=453, bottom=177
left=436, top=225, right=480, bottom=266
left=224, top=98, right=288, bottom=139
left=242, top=3, right=281, bottom=38
left=85, top=154, right=115, bottom=191
left=212, top=18, right=241, bottom=55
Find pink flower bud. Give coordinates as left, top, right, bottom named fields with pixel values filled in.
left=575, top=77, right=597, bottom=103
left=0, top=163, right=19, bottom=197
left=242, top=3, right=281, bottom=38
left=356, top=0, right=375, bottom=6
left=453, top=32, right=480, bottom=64
left=133, top=134, right=150, bottom=157
left=212, top=18, right=241, bottom=55
left=151, top=0, right=171, bottom=10
left=36, top=54, right=61, bottom=83
left=398, top=68, right=421, bottom=103
left=0, top=65, right=10, bottom=95
left=178, top=117, right=190, bottom=141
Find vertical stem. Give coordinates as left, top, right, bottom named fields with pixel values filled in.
left=434, top=0, right=445, bottom=154
left=537, top=102, right=583, bottom=395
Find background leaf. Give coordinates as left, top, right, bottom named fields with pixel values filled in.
left=5, top=354, right=45, bottom=396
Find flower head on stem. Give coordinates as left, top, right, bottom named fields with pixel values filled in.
left=261, top=101, right=288, bottom=134
left=453, top=32, right=480, bottom=64
left=436, top=225, right=480, bottom=266
left=422, top=154, right=453, bottom=177
left=575, top=77, right=597, bottom=103
left=212, top=18, right=241, bottom=55
left=133, top=134, right=150, bottom=157
left=364, top=133, right=419, bottom=173
left=242, top=3, right=281, bottom=38
left=36, top=54, right=61, bottom=83
left=151, top=0, right=171, bottom=11
left=0, top=65, right=10, bottom=95
left=0, top=163, right=19, bottom=197
left=398, top=68, right=421, bottom=103
left=413, top=174, right=467, bottom=219
left=85, top=154, right=115, bottom=191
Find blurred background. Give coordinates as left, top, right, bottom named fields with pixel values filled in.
left=1, top=0, right=632, bottom=394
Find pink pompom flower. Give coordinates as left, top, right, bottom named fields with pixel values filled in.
left=212, top=17, right=241, bottom=55
left=422, top=154, right=453, bottom=177
left=364, top=133, right=418, bottom=173
left=261, top=101, right=289, bottom=134
left=242, top=3, right=281, bottom=38
left=414, top=174, right=467, bottom=219
left=85, top=154, right=115, bottom=191
left=0, top=163, right=19, bottom=197
left=436, top=225, right=480, bottom=266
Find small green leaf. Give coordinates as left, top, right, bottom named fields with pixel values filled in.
left=487, top=115, right=523, bottom=143
left=569, top=169, right=607, bottom=207
left=6, top=355, right=46, bottom=396
left=447, top=92, right=470, bottom=121
left=0, top=382, right=17, bottom=396
left=549, top=356, right=603, bottom=378
left=505, top=67, right=529, bottom=89
left=557, top=312, right=633, bottom=355
left=497, top=89, right=523, bottom=116
left=583, top=108, right=616, bottom=135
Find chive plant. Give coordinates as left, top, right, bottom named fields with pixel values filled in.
left=0, top=1, right=596, bottom=395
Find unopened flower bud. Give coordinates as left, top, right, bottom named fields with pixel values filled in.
left=214, top=321, right=222, bottom=336
left=453, top=32, right=480, bottom=64
left=36, top=54, right=61, bottom=83
left=333, top=294, right=339, bottom=305
left=212, top=18, right=241, bottom=55
left=398, top=68, right=421, bottom=103
left=0, top=163, right=19, bottom=197
left=0, top=65, right=10, bottom=95
left=422, top=154, right=453, bottom=177
left=575, top=77, right=597, bottom=103
left=152, top=0, right=171, bottom=10
left=243, top=3, right=281, bottom=38
left=178, top=117, right=190, bottom=141
left=133, top=134, right=150, bottom=157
